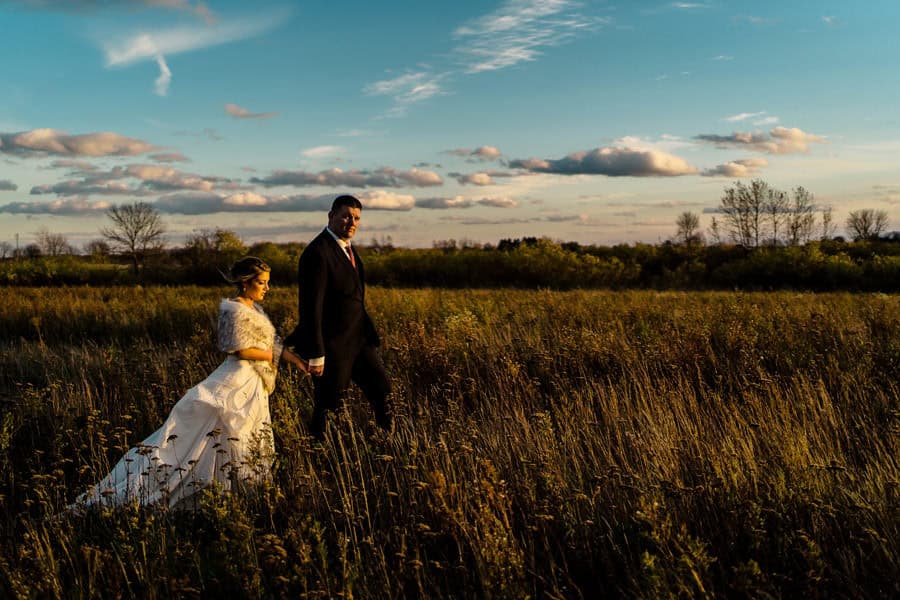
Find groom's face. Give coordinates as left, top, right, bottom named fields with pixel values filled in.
left=328, top=205, right=361, bottom=241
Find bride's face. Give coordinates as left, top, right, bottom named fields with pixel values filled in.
left=242, top=272, right=270, bottom=303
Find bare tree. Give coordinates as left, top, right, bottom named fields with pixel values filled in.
left=821, top=206, right=837, bottom=240
left=846, top=209, right=889, bottom=241
left=101, top=202, right=166, bottom=275
left=763, top=188, right=789, bottom=245
left=35, top=227, right=72, bottom=256
left=708, top=216, right=722, bottom=245
left=785, top=186, right=817, bottom=246
left=719, top=179, right=771, bottom=247
left=674, top=211, right=703, bottom=245
left=0, top=241, right=12, bottom=259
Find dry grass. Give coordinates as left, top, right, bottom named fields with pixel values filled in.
left=0, top=287, right=897, bottom=598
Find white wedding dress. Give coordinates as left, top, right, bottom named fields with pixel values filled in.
left=73, top=299, right=283, bottom=510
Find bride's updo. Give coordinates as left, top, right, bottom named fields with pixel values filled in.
left=222, top=256, right=271, bottom=293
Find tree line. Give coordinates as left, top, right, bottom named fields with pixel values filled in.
left=1, top=180, right=897, bottom=290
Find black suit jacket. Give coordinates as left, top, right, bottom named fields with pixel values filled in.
left=285, top=230, right=379, bottom=365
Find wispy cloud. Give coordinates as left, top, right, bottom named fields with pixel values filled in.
left=509, top=146, right=698, bottom=177
left=711, top=54, right=734, bottom=61
left=363, top=71, right=446, bottom=116
left=102, top=10, right=289, bottom=95
left=453, top=0, right=608, bottom=74
left=154, top=55, right=172, bottom=96
left=822, top=15, right=837, bottom=26
left=724, top=111, right=767, bottom=122
left=363, top=1, right=608, bottom=116
left=0, top=180, right=17, bottom=191
left=695, top=126, right=826, bottom=154
left=225, top=103, right=279, bottom=119
left=671, top=3, right=710, bottom=9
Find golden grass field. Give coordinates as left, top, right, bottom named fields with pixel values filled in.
left=0, top=286, right=897, bottom=598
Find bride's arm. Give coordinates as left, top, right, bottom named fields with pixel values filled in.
left=281, top=348, right=309, bottom=373
left=234, top=347, right=274, bottom=362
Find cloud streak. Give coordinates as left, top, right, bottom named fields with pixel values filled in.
left=102, top=10, right=289, bottom=95
left=250, top=167, right=443, bottom=189
left=701, top=157, right=769, bottom=177
left=0, top=129, right=155, bottom=157
left=4, top=0, right=215, bottom=22
left=445, top=145, right=503, bottom=161
left=225, top=103, right=279, bottom=119
left=694, top=126, right=825, bottom=154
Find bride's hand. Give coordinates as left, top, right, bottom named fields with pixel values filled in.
left=283, top=349, right=310, bottom=373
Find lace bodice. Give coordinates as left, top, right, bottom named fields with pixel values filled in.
left=217, top=299, right=284, bottom=393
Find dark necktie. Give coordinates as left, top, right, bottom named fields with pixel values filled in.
left=346, top=246, right=356, bottom=269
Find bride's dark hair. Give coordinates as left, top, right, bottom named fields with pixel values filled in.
left=221, top=256, right=271, bottom=292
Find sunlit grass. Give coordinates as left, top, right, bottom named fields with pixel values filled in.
left=0, top=287, right=897, bottom=597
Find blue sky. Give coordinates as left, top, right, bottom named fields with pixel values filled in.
left=1, top=0, right=898, bottom=249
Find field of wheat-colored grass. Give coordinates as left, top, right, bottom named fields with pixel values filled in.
left=0, top=286, right=897, bottom=598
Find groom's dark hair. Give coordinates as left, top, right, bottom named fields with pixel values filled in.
left=332, top=195, right=362, bottom=211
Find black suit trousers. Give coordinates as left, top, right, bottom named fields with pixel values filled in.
left=311, top=344, right=391, bottom=436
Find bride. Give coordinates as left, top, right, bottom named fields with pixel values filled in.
left=72, top=256, right=308, bottom=510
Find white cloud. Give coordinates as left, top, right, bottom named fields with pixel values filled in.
left=454, top=172, right=495, bottom=186
left=701, top=157, right=769, bottom=177
left=510, top=146, right=698, bottom=177
left=223, top=192, right=268, bottom=207
left=301, top=145, right=345, bottom=159
left=357, top=190, right=415, bottom=211
left=724, top=111, right=766, bottom=122
left=417, top=196, right=475, bottom=209
left=611, top=135, right=693, bottom=152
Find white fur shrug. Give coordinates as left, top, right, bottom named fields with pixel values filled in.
left=217, top=299, right=284, bottom=393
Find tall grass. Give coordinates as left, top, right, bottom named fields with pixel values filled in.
left=0, top=287, right=897, bottom=598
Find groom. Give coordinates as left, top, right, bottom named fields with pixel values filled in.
left=285, top=194, right=392, bottom=439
